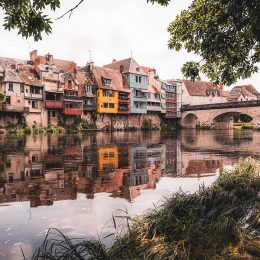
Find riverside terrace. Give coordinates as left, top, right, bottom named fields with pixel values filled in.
left=181, top=99, right=260, bottom=129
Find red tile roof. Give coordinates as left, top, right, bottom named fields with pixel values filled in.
left=19, top=66, right=42, bottom=87
left=93, top=66, right=130, bottom=93
left=182, top=79, right=221, bottom=96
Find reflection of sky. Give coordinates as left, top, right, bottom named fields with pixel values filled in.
left=0, top=174, right=218, bottom=260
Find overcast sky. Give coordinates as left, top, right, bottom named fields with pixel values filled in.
left=0, top=0, right=259, bottom=89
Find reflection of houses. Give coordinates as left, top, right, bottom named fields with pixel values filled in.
left=97, top=146, right=119, bottom=173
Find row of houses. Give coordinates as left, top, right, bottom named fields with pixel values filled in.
left=0, top=50, right=259, bottom=128
left=0, top=51, right=182, bottom=127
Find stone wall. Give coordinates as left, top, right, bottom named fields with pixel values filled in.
left=83, top=113, right=162, bottom=130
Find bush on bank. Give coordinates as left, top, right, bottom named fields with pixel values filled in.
left=30, top=157, right=260, bottom=260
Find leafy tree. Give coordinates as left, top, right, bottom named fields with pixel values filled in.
left=0, top=0, right=259, bottom=84
left=168, top=0, right=260, bottom=85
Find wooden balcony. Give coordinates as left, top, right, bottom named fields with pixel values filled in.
left=45, top=100, right=63, bottom=109
left=63, top=108, right=82, bottom=115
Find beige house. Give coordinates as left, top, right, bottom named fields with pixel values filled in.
left=182, top=79, right=227, bottom=106
left=19, top=66, right=48, bottom=127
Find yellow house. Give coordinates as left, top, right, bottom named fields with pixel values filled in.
left=93, top=66, right=121, bottom=114
left=96, top=86, right=118, bottom=113
left=97, top=146, right=119, bottom=173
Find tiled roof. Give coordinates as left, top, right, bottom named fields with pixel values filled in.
left=19, top=66, right=42, bottom=87
left=4, top=69, right=23, bottom=83
left=230, top=85, right=259, bottom=96
left=93, top=66, right=130, bottom=93
left=34, top=53, right=74, bottom=72
left=76, top=69, right=94, bottom=85
left=0, top=57, right=26, bottom=72
left=182, top=79, right=221, bottom=96
left=104, top=57, right=147, bottom=75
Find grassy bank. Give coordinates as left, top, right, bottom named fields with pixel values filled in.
left=233, top=122, right=253, bottom=130
left=31, top=157, right=260, bottom=259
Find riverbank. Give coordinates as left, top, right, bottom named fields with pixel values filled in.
left=31, top=157, right=260, bottom=259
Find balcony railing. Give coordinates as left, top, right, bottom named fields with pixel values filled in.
left=63, top=95, right=82, bottom=101
left=45, top=100, right=63, bottom=108
left=63, top=108, right=82, bottom=115
left=25, top=93, right=43, bottom=99
left=119, top=95, right=129, bottom=100
left=83, top=104, right=95, bottom=111
left=118, top=106, right=129, bottom=111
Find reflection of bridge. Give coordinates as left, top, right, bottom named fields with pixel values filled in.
left=181, top=100, right=260, bottom=129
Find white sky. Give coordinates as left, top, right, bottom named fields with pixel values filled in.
left=0, top=0, right=259, bottom=90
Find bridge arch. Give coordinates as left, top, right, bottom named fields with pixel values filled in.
left=213, top=111, right=253, bottom=129
left=182, top=113, right=199, bottom=128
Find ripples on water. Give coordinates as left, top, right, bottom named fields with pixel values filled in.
left=0, top=129, right=259, bottom=259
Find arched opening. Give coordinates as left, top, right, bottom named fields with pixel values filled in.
left=182, top=113, right=198, bottom=128
left=233, top=114, right=253, bottom=129
left=213, top=112, right=253, bottom=130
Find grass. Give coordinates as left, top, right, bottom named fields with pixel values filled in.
left=29, top=157, right=260, bottom=259
left=233, top=122, right=253, bottom=130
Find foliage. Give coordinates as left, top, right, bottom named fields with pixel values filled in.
left=0, top=91, right=6, bottom=102
left=0, top=0, right=60, bottom=41
left=181, top=61, right=200, bottom=81
left=31, top=157, right=260, bottom=259
left=167, top=0, right=260, bottom=85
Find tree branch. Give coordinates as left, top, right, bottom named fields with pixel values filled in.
left=55, top=0, right=85, bottom=20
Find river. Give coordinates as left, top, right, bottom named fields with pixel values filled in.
left=0, top=129, right=259, bottom=259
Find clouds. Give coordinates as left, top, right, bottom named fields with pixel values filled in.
left=0, top=0, right=259, bottom=88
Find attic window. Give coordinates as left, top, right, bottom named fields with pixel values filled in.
left=136, top=67, right=140, bottom=72
left=103, top=78, right=111, bottom=85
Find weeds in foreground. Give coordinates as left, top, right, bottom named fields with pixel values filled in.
left=31, top=157, right=260, bottom=259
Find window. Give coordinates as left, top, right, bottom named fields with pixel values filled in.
left=109, top=103, right=114, bottom=108
left=32, top=100, right=38, bottom=109
left=103, top=78, right=111, bottom=85
left=103, top=89, right=114, bottom=97
left=103, top=103, right=108, bottom=108
left=52, top=111, right=56, bottom=117
left=30, top=86, right=41, bottom=94
left=85, top=84, right=92, bottom=93
left=20, top=85, right=24, bottom=93
left=8, top=83, right=13, bottom=92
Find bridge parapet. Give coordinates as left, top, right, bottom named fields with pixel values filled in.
left=182, top=100, right=260, bottom=111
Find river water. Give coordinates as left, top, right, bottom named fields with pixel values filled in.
left=0, top=129, right=259, bottom=259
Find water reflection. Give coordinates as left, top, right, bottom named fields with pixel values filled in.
left=1, top=130, right=260, bottom=259
left=1, top=130, right=260, bottom=207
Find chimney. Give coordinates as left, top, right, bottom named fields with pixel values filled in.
left=34, top=57, right=41, bottom=75
left=46, top=53, right=53, bottom=62
left=87, top=60, right=94, bottom=72
left=70, top=62, right=77, bottom=73
left=112, top=58, right=117, bottom=63
left=30, top=50, right=38, bottom=61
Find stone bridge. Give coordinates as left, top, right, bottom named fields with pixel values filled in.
left=181, top=100, right=260, bottom=129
